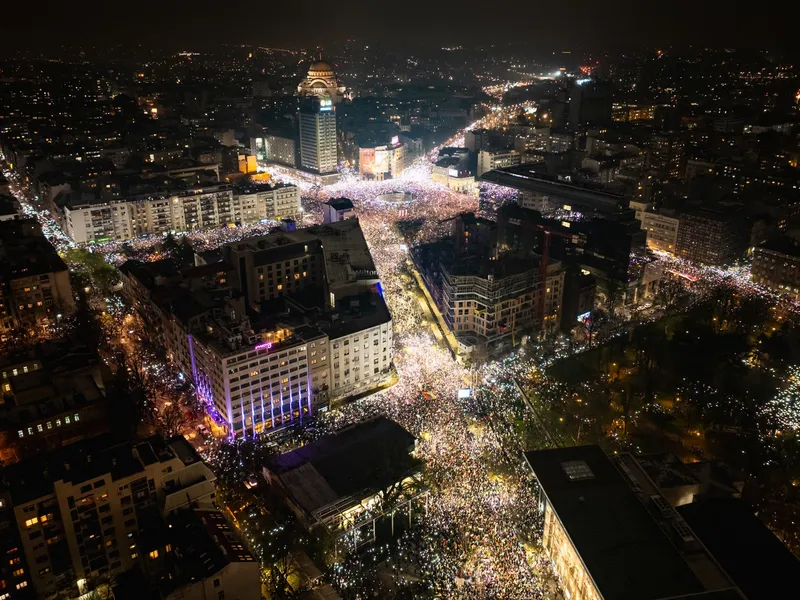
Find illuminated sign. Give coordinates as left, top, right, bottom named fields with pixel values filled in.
left=458, top=388, right=472, bottom=399
left=319, top=98, right=333, bottom=112
left=577, top=311, right=591, bottom=322
left=391, top=135, right=399, bottom=146
left=254, top=341, right=273, bottom=351
left=448, top=168, right=459, bottom=178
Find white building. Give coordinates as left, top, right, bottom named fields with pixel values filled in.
left=189, top=318, right=329, bottom=437
left=328, top=319, right=393, bottom=403
left=477, top=149, right=521, bottom=176
left=61, top=184, right=300, bottom=243
left=634, top=209, right=680, bottom=254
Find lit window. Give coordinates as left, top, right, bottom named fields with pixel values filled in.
left=15, top=581, right=27, bottom=589
left=55, top=419, right=61, bottom=427
left=18, top=430, right=23, bottom=438
left=47, top=422, right=52, bottom=429
left=74, top=413, right=80, bottom=422
left=37, top=424, right=43, bottom=433
left=65, top=416, right=70, bottom=425
left=165, top=544, right=172, bottom=552
left=148, top=550, right=158, bottom=559
left=12, top=568, right=24, bottom=576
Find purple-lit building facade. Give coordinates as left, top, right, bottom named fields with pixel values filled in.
left=188, top=323, right=329, bottom=437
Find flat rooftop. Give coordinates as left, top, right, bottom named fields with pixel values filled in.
left=3, top=434, right=185, bottom=505
left=525, top=445, right=708, bottom=600
left=678, top=499, right=800, bottom=600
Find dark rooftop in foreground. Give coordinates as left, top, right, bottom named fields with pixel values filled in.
left=678, top=498, right=800, bottom=600
left=756, top=235, right=800, bottom=258
left=325, top=198, right=354, bottom=210
left=3, top=434, right=180, bottom=505
left=269, top=417, right=416, bottom=518
left=525, top=445, right=709, bottom=600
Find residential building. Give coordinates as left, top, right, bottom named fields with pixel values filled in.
left=232, top=182, right=302, bottom=222
left=751, top=236, right=800, bottom=300
left=120, top=219, right=394, bottom=434
left=264, top=134, right=297, bottom=167
left=0, top=341, right=112, bottom=465
left=648, top=132, right=686, bottom=182
left=0, top=219, right=75, bottom=339
left=299, top=98, right=338, bottom=175
left=612, top=103, right=657, bottom=122
left=2, top=435, right=218, bottom=599
left=115, top=508, right=260, bottom=600
left=413, top=214, right=564, bottom=354
left=464, top=129, right=491, bottom=152
left=60, top=183, right=300, bottom=244
left=641, top=210, right=680, bottom=253
left=477, top=149, right=521, bottom=177
left=676, top=207, right=746, bottom=266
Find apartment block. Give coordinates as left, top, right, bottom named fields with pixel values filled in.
left=60, top=183, right=300, bottom=244
left=0, top=219, right=75, bottom=339
left=1, top=435, right=217, bottom=599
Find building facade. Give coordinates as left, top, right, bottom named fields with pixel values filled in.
left=0, top=219, right=75, bottom=339
left=641, top=211, right=680, bottom=254
left=751, top=237, right=800, bottom=300
left=61, top=184, right=300, bottom=244
left=676, top=208, right=745, bottom=266
left=3, top=435, right=217, bottom=599
left=477, top=149, right=521, bottom=177
left=299, top=98, right=338, bottom=175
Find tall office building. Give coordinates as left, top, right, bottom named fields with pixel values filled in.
left=299, top=98, right=338, bottom=175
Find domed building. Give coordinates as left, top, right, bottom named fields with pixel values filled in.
left=297, top=59, right=346, bottom=104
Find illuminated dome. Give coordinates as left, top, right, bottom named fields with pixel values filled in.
left=297, top=57, right=346, bottom=104
left=308, top=61, right=334, bottom=76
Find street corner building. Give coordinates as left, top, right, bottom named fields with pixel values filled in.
left=524, top=445, right=800, bottom=600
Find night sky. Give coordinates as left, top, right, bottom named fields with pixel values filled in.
left=2, top=0, right=797, bottom=51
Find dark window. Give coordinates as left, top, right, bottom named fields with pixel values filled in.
left=124, top=519, right=136, bottom=527
left=79, top=485, right=92, bottom=494
left=93, top=480, right=104, bottom=489
left=214, top=578, right=220, bottom=588
left=29, top=531, right=42, bottom=540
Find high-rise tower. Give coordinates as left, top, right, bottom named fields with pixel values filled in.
left=299, top=97, right=338, bottom=175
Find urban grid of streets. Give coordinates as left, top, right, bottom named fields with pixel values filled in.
left=2, top=95, right=795, bottom=599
